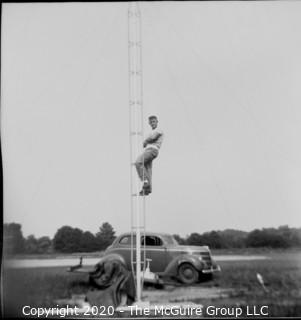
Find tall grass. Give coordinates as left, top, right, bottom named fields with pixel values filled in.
left=3, top=267, right=90, bottom=317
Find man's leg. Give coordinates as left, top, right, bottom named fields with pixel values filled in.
left=141, top=149, right=158, bottom=194
left=135, top=152, right=146, bottom=182
left=135, top=149, right=157, bottom=194
left=135, top=151, right=152, bottom=185
left=144, top=161, right=152, bottom=192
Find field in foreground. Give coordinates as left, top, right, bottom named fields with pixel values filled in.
left=3, top=250, right=301, bottom=317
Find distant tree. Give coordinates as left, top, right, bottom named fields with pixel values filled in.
left=3, top=223, right=25, bottom=254
left=186, top=231, right=225, bottom=248
left=246, top=228, right=290, bottom=248
left=37, top=236, right=52, bottom=253
left=277, top=225, right=301, bottom=247
left=288, top=228, right=301, bottom=247
left=218, top=229, right=247, bottom=248
left=186, top=233, right=203, bottom=246
left=25, top=235, right=52, bottom=254
left=79, top=231, right=98, bottom=252
left=53, top=226, right=83, bottom=253
left=173, top=234, right=186, bottom=245
left=96, top=222, right=116, bottom=251
left=25, top=235, right=39, bottom=254
left=246, top=229, right=266, bottom=247
left=201, top=231, right=224, bottom=249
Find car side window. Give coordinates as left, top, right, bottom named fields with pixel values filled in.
left=142, top=236, right=163, bottom=246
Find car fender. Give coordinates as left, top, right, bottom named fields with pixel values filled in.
left=163, top=254, right=205, bottom=276
left=95, top=253, right=127, bottom=267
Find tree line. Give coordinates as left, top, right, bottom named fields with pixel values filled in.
left=3, top=222, right=116, bottom=255
left=3, top=222, right=301, bottom=255
left=173, top=226, right=301, bottom=249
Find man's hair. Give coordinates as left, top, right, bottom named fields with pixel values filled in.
left=148, top=115, right=158, bottom=121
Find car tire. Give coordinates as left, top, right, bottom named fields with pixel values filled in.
left=178, top=263, right=199, bottom=285
left=199, top=273, right=213, bottom=282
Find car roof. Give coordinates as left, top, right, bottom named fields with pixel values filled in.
left=118, top=232, right=173, bottom=238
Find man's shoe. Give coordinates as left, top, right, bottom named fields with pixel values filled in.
left=145, top=187, right=152, bottom=194
left=143, top=181, right=150, bottom=189
left=139, top=188, right=151, bottom=196
left=145, top=188, right=151, bottom=195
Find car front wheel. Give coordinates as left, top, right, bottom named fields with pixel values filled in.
left=178, top=263, right=199, bottom=285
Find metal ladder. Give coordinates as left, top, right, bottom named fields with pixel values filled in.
left=128, top=2, right=146, bottom=303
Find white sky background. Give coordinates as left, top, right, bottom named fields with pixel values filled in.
left=2, top=1, right=301, bottom=238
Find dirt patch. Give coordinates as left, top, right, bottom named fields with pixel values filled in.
left=142, top=286, right=233, bottom=303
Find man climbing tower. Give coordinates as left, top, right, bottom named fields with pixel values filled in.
left=135, top=115, right=164, bottom=196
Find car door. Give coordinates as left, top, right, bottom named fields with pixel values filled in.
left=142, top=235, right=167, bottom=273
left=111, top=234, right=134, bottom=270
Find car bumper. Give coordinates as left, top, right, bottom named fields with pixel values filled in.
left=202, top=264, right=221, bottom=274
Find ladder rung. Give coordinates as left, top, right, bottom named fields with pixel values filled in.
left=132, top=193, right=145, bottom=197
left=129, top=71, right=142, bottom=76
left=129, top=100, right=142, bottom=106
left=130, top=131, right=142, bottom=136
left=128, top=41, right=141, bottom=47
left=128, top=12, right=141, bottom=18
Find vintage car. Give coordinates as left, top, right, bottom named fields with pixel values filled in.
left=96, top=232, right=221, bottom=284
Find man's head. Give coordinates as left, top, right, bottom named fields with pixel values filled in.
left=148, top=115, right=158, bottom=129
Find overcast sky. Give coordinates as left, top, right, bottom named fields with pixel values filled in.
left=2, top=1, right=301, bottom=238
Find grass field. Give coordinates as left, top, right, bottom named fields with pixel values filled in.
left=3, top=250, right=301, bottom=318
left=197, top=251, right=301, bottom=317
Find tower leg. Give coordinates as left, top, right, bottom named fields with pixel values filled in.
left=128, top=1, right=146, bottom=303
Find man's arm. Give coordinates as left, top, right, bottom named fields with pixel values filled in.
left=143, top=132, right=162, bottom=147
